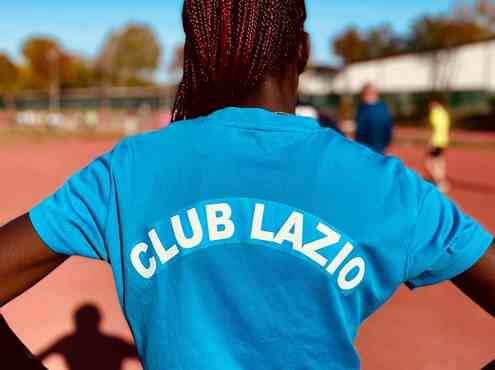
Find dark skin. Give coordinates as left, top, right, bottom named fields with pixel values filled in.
left=0, top=33, right=494, bottom=321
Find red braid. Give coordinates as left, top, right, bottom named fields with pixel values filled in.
left=171, top=0, right=307, bottom=122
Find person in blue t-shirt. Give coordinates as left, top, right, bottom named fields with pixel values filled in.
left=0, top=1, right=494, bottom=370
left=355, top=83, right=394, bottom=154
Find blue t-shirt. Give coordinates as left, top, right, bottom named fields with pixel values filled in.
left=30, top=107, right=493, bottom=370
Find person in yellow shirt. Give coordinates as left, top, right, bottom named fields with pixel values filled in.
left=426, top=100, right=451, bottom=192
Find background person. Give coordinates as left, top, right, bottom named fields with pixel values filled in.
left=355, top=83, right=394, bottom=154
left=426, top=99, right=451, bottom=192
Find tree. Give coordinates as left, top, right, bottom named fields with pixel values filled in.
left=365, top=25, right=404, bottom=59
left=98, top=23, right=161, bottom=85
left=62, top=56, right=95, bottom=89
left=0, top=54, right=18, bottom=92
left=22, top=37, right=64, bottom=87
left=0, top=53, right=18, bottom=114
left=333, top=25, right=405, bottom=65
left=333, top=28, right=369, bottom=65
left=408, top=15, right=493, bottom=52
left=455, top=0, right=495, bottom=31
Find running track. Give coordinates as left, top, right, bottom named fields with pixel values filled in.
left=1, top=134, right=494, bottom=370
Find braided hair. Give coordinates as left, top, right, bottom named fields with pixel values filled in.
left=171, top=0, right=307, bottom=122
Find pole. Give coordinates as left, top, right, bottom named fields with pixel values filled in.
left=48, top=48, right=60, bottom=113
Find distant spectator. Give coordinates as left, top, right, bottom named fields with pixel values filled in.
left=355, top=83, right=393, bottom=154
left=426, top=99, right=451, bottom=193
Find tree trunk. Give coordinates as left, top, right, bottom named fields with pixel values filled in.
left=2, top=92, right=16, bottom=127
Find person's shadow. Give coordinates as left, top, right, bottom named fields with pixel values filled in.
left=38, top=304, right=138, bottom=370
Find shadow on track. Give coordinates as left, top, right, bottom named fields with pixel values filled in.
left=38, top=304, right=139, bottom=370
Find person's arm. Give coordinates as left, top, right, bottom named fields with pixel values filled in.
left=452, top=245, right=495, bottom=317
left=398, top=161, right=493, bottom=302
left=37, top=338, right=65, bottom=362
left=1, top=142, right=124, bottom=307
left=0, top=215, right=66, bottom=307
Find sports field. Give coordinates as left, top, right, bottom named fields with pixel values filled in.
left=1, top=129, right=494, bottom=370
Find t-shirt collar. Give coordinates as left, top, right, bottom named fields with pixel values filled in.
left=206, top=106, right=321, bottom=132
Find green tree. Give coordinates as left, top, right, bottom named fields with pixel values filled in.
left=98, top=23, right=161, bottom=85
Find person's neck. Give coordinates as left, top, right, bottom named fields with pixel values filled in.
left=235, top=78, right=296, bottom=114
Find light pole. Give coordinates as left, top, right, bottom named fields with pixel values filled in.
left=48, top=47, right=60, bottom=113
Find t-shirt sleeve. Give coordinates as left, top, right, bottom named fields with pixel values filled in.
left=29, top=149, right=116, bottom=261
left=402, top=167, right=493, bottom=288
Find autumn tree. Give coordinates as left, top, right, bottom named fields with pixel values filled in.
left=408, top=15, right=493, bottom=51
left=22, top=37, right=64, bottom=89
left=98, top=23, right=161, bottom=86
left=454, top=0, right=495, bottom=31
left=0, top=53, right=18, bottom=113
left=333, top=28, right=369, bottom=65
left=365, top=25, right=404, bottom=59
left=333, top=24, right=405, bottom=65
left=62, top=56, right=95, bottom=89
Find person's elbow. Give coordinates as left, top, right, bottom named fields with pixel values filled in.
left=452, top=244, right=495, bottom=317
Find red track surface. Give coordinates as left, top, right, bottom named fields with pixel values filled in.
left=0, top=134, right=494, bottom=370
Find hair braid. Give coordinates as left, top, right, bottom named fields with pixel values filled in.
left=171, top=0, right=307, bottom=122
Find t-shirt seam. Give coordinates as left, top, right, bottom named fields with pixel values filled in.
left=208, top=121, right=323, bottom=133
left=402, top=172, right=430, bottom=284
left=102, top=139, right=130, bottom=262
left=408, top=233, right=493, bottom=287
left=421, top=229, right=492, bottom=278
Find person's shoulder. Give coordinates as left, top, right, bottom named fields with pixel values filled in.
left=103, top=116, right=205, bottom=169
left=118, top=117, right=205, bottom=148
left=318, top=130, right=404, bottom=180
left=132, top=116, right=206, bottom=143
left=315, top=130, right=423, bottom=222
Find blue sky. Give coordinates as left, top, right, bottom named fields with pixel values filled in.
left=0, top=0, right=468, bottom=79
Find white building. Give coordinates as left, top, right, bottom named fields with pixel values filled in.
left=299, top=65, right=337, bottom=96
left=332, top=38, right=495, bottom=95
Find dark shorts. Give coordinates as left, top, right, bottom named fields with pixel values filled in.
left=429, top=147, right=445, bottom=158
